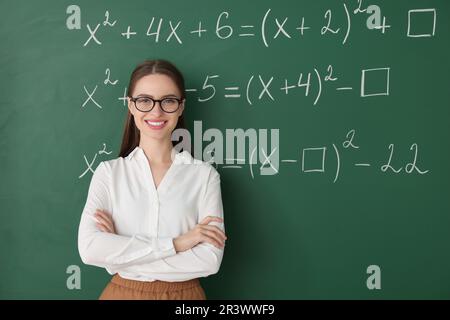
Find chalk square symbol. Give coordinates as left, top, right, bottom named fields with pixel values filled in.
left=302, top=147, right=326, bottom=173
left=407, top=8, right=436, bottom=38
left=360, top=67, right=390, bottom=97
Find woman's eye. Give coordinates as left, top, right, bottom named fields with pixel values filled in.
left=139, top=98, right=151, bottom=103
left=164, top=98, right=176, bottom=104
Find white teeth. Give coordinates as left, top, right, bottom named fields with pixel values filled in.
left=146, top=121, right=165, bottom=126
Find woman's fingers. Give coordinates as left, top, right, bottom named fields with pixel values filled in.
left=95, top=209, right=112, bottom=220
left=200, top=229, right=225, bottom=248
left=95, top=211, right=112, bottom=226
left=97, top=220, right=114, bottom=233
left=95, top=210, right=115, bottom=233
left=95, top=210, right=113, bottom=224
left=200, top=234, right=222, bottom=249
left=201, top=225, right=227, bottom=241
left=94, top=212, right=113, bottom=231
left=96, top=222, right=113, bottom=233
left=198, top=217, right=227, bottom=248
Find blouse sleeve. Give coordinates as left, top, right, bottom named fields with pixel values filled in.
left=77, top=161, right=177, bottom=269
left=106, top=165, right=226, bottom=280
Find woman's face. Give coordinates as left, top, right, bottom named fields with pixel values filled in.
left=127, top=73, right=184, bottom=142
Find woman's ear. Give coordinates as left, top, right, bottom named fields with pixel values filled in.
left=178, top=99, right=185, bottom=116
left=127, top=97, right=134, bottom=115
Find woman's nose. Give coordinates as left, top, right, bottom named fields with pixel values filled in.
left=150, top=102, right=164, bottom=116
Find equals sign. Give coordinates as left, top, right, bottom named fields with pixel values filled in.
left=224, top=87, right=241, bottom=98
left=238, top=25, right=255, bottom=37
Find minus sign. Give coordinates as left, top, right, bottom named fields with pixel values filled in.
left=355, top=163, right=371, bottom=166
left=336, top=87, right=353, bottom=90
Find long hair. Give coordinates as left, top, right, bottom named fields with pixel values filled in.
left=118, top=59, right=187, bottom=158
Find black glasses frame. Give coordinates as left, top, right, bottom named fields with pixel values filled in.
left=129, top=96, right=184, bottom=113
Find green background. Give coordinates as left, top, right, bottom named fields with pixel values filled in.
left=0, top=0, right=449, bottom=299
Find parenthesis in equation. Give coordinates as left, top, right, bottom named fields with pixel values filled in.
left=313, top=68, right=322, bottom=106
left=246, top=75, right=254, bottom=106
left=261, top=8, right=271, bottom=48
left=249, top=146, right=257, bottom=179
left=342, top=3, right=351, bottom=45
left=332, top=143, right=340, bottom=183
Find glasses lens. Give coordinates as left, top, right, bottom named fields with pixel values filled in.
left=161, top=98, right=180, bottom=112
left=135, top=97, right=154, bottom=111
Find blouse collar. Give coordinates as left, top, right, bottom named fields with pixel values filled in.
left=126, top=145, right=192, bottom=164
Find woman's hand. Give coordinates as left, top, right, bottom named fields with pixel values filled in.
left=173, top=216, right=227, bottom=252
left=94, top=209, right=116, bottom=234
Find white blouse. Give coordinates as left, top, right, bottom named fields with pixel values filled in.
left=77, top=145, right=225, bottom=282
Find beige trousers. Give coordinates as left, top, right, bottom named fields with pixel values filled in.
left=98, top=274, right=207, bottom=300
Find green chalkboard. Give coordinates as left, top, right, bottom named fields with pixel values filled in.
left=0, top=0, right=449, bottom=299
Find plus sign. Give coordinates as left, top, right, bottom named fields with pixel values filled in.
left=190, top=21, right=207, bottom=37
left=296, top=17, right=310, bottom=35
left=375, top=16, right=391, bottom=34
left=118, top=87, right=127, bottom=106
left=121, top=26, right=137, bottom=39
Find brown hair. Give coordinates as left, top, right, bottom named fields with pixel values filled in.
left=118, top=59, right=186, bottom=158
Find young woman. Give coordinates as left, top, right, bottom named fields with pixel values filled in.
left=78, top=59, right=227, bottom=300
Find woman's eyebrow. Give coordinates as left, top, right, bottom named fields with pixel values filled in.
left=135, top=93, right=178, bottom=98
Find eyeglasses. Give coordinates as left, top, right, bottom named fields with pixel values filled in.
left=129, top=96, right=184, bottom=113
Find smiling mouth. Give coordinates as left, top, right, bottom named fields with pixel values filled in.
left=144, top=120, right=168, bottom=130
